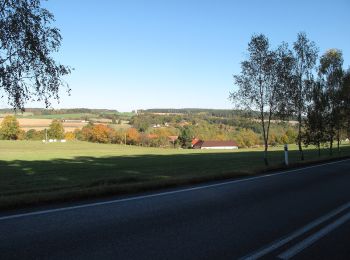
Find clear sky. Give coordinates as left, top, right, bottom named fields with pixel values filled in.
left=7, top=0, right=349, bottom=112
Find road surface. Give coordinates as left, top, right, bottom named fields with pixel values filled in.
left=1, top=159, right=350, bottom=259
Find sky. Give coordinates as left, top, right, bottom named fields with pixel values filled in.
left=5, top=0, right=349, bottom=112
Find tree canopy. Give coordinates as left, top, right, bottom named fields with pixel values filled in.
left=0, top=0, right=71, bottom=110
left=0, top=115, right=21, bottom=139
left=48, top=119, right=64, bottom=139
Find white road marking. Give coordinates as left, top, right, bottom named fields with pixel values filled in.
left=0, top=158, right=349, bottom=222
left=241, top=201, right=350, bottom=260
left=278, top=211, right=350, bottom=259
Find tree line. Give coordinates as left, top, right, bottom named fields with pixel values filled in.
left=1, top=114, right=299, bottom=149
left=231, top=32, right=349, bottom=165
left=0, top=116, right=66, bottom=140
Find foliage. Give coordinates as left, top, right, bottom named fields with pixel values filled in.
left=178, top=126, right=194, bottom=148
left=90, top=124, right=114, bottom=143
left=126, top=128, right=140, bottom=145
left=288, top=32, right=318, bottom=160
left=0, top=0, right=71, bottom=110
left=64, top=132, right=76, bottom=141
left=342, top=69, right=350, bottom=137
left=48, top=119, right=64, bottom=139
left=236, top=128, right=260, bottom=148
left=303, top=81, right=328, bottom=155
left=231, top=34, right=292, bottom=164
left=25, top=129, right=44, bottom=140
left=0, top=115, right=21, bottom=140
left=319, top=49, right=344, bottom=154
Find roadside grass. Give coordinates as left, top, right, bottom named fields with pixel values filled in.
left=0, top=141, right=349, bottom=209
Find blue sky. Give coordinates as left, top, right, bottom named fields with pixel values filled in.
left=12, top=0, right=350, bottom=111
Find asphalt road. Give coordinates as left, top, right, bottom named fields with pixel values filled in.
left=1, top=159, right=350, bottom=259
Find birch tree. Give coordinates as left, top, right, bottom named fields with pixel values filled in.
left=319, top=49, right=344, bottom=154
left=231, top=34, right=292, bottom=165
left=290, top=32, right=318, bottom=160
left=0, top=0, right=71, bottom=110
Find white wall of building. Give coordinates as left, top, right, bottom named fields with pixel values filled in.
left=201, top=146, right=238, bottom=150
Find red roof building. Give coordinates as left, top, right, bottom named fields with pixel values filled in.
left=194, top=140, right=238, bottom=149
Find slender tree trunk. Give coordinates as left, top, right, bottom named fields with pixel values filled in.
left=264, top=140, right=268, bottom=166
left=318, top=142, right=321, bottom=157
left=337, top=128, right=340, bottom=153
left=298, top=112, right=304, bottom=160
left=330, top=137, right=333, bottom=156
left=260, top=104, right=268, bottom=166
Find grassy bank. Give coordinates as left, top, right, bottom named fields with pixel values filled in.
left=0, top=141, right=349, bottom=209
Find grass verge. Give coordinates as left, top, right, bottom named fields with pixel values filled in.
left=0, top=141, right=349, bottom=210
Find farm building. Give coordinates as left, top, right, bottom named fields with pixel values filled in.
left=191, top=138, right=201, bottom=147
left=193, top=140, right=238, bottom=149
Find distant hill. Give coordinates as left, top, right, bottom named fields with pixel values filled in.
left=138, top=108, right=260, bottom=118
left=0, top=108, right=119, bottom=115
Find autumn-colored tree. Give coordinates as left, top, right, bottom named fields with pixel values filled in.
left=79, top=123, right=94, bottom=141
left=64, top=132, right=76, bottom=141
left=48, top=119, right=65, bottom=139
left=91, top=124, right=114, bottom=143
left=126, top=128, right=140, bottom=145
left=0, top=115, right=21, bottom=140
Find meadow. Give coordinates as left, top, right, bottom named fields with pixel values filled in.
left=0, top=140, right=349, bottom=209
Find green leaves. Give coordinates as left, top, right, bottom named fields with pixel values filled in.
left=0, top=0, right=71, bottom=111
left=0, top=115, right=21, bottom=140
left=48, top=119, right=64, bottom=139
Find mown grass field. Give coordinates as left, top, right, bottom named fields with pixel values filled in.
left=0, top=140, right=349, bottom=209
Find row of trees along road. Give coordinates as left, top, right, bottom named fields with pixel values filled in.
left=231, top=32, right=349, bottom=165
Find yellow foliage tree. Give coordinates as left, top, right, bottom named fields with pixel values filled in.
left=0, top=115, right=21, bottom=140
left=64, top=132, right=76, bottom=141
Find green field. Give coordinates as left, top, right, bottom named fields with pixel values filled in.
left=7, top=111, right=134, bottom=120
left=0, top=141, right=349, bottom=209
left=26, top=113, right=95, bottom=119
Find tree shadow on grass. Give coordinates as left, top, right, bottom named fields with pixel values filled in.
left=0, top=147, right=348, bottom=209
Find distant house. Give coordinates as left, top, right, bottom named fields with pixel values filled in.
left=193, top=140, right=238, bottom=150
left=191, top=138, right=202, bottom=147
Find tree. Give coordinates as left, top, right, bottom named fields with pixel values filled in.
left=178, top=126, right=194, bottom=148
left=231, top=34, right=291, bottom=165
left=126, top=128, right=140, bottom=145
left=319, top=49, right=344, bottom=154
left=342, top=69, right=350, bottom=137
left=48, top=119, right=64, bottom=139
left=303, top=81, right=327, bottom=156
left=91, top=124, right=113, bottom=143
left=0, top=115, right=21, bottom=139
left=64, top=131, right=75, bottom=141
left=25, top=128, right=44, bottom=140
left=0, top=0, right=71, bottom=110
left=288, top=32, right=318, bottom=160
